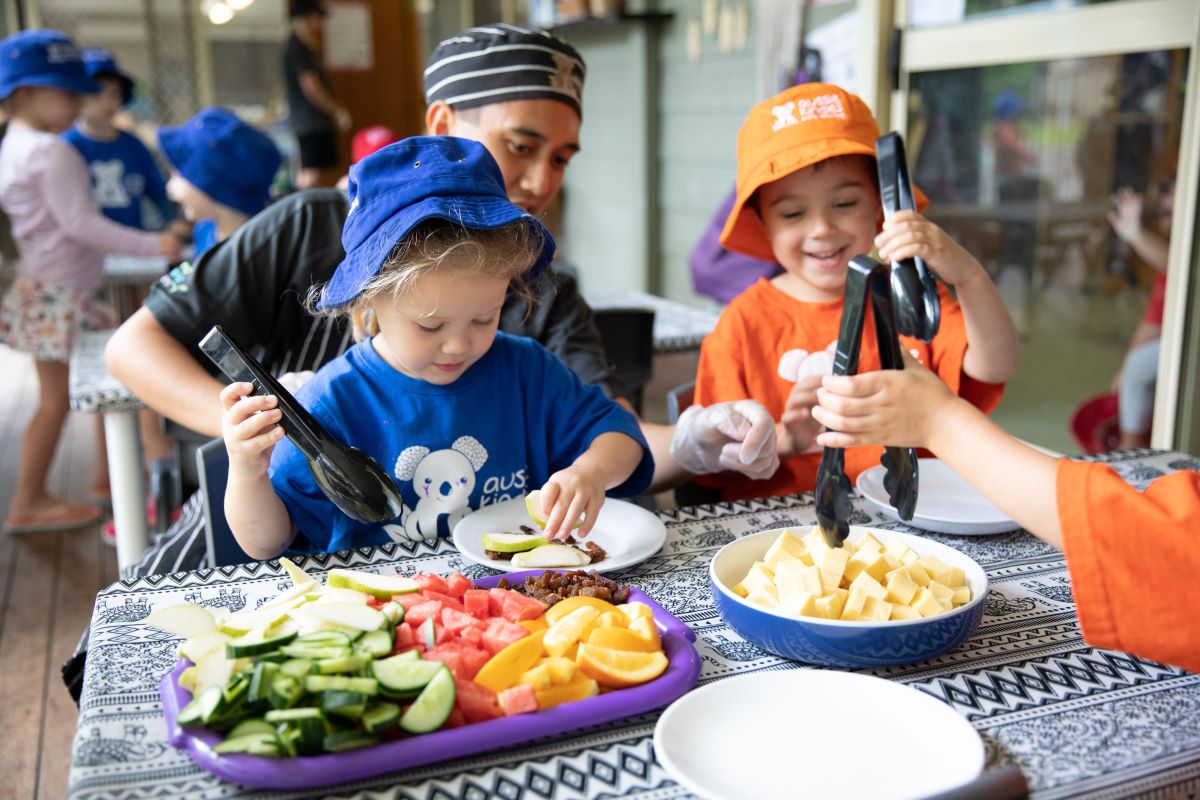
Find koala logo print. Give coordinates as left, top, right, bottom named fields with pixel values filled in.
left=91, top=160, right=131, bottom=208
left=771, top=101, right=798, bottom=131
left=386, top=436, right=487, bottom=544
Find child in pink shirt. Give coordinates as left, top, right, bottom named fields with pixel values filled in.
left=0, top=29, right=181, bottom=533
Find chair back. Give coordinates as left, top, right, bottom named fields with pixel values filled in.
left=593, top=307, right=655, bottom=414
left=196, top=438, right=255, bottom=568
left=666, top=380, right=695, bottom=424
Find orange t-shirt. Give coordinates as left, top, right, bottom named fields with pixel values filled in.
left=1057, top=460, right=1200, bottom=673
left=694, top=278, right=1004, bottom=501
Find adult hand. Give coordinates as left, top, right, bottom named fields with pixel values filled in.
left=1107, top=188, right=1143, bottom=243
left=670, top=400, right=779, bottom=480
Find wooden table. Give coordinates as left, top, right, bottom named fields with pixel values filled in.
left=66, top=449, right=1200, bottom=798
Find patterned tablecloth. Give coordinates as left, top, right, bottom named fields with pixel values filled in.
left=67, top=449, right=1200, bottom=800
left=69, top=329, right=144, bottom=414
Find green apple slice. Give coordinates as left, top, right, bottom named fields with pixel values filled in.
left=311, top=587, right=370, bottom=605
left=524, top=490, right=583, bottom=531
left=146, top=603, right=218, bottom=638
left=481, top=532, right=550, bottom=553
left=259, top=580, right=318, bottom=611
left=326, top=568, right=419, bottom=600
left=217, top=605, right=293, bottom=636
left=296, top=602, right=387, bottom=632
left=511, top=543, right=592, bottom=569
left=279, top=556, right=312, bottom=587
left=178, top=630, right=230, bottom=662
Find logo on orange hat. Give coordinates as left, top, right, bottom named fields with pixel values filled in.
left=771, top=93, right=847, bottom=132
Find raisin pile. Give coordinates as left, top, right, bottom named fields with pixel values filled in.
left=497, top=570, right=632, bottom=606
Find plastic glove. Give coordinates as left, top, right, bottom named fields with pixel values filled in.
left=276, top=370, right=315, bottom=394
left=670, top=400, right=780, bottom=480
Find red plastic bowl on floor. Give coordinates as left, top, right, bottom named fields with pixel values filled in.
left=1071, top=393, right=1120, bottom=455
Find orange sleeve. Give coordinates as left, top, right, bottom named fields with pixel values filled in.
left=923, top=290, right=1005, bottom=414
left=1057, top=460, right=1200, bottom=673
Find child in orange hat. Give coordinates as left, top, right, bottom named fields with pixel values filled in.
left=692, top=83, right=1019, bottom=501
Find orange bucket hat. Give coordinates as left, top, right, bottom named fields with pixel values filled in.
left=720, top=82, right=927, bottom=262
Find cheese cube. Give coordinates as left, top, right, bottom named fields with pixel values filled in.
left=900, top=550, right=920, bottom=566
left=775, top=561, right=824, bottom=606
left=742, top=562, right=776, bottom=595
left=951, top=586, right=972, bottom=606
left=801, top=528, right=832, bottom=564
left=842, top=586, right=869, bottom=619
left=857, top=531, right=884, bottom=552
left=812, top=588, right=847, bottom=620
left=847, top=571, right=887, bottom=601
left=818, top=547, right=851, bottom=593
left=911, top=586, right=944, bottom=617
left=928, top=581, right=954, bottom=610
left=745, top=584, right=779, bottom=608
left=882, top=551, right=900, bottom=571
left=890, top=603, right=921, bottom=621
left=884, top=540, right=916, bottom=564
left=885, top=569, right=919, bottom=606
left=945, top=566, right=965, bottom=589
left=845, top=547, right=888, bottom=583
left=864, top=596, right=893, bottom=621
left=780, top=592, right=819, bottom=618
left=764, top=530, right=812, bottom=569
left=731, top=582, right=749, bottom=598
left=898, top=563, right=931, bottom=588
left=918, top=555, right=955, bottom=587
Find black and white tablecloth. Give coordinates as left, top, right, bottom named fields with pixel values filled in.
left=67, top=450, right=1200, bottom=799
left=69, top=329, right=144, bottom=414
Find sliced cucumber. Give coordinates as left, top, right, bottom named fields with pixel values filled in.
left=278, top=658, right=313, bottom=680
left=248, top=662, right=278, bottom=704
left=323, top=730, right=380, bottom=752
left=321, top=690, right=368, bottom=720
left=314, top=653, right=371, bottom=674
left=302, top=675, right=379, bottom=695
left=399, top=666, right=456, bottom=734
left=354, top=629, right=394, bottom=658
left=264, top=706, right=324, bottom=723
left=362, top=701, right=401, bottom=734
left=227, top=718, right=275, bottom=739
left=213, top=732, right=282, bottom=757
left=177, top=685, right=222, bottom=727
left=280, top=644, right=351, bottom=661
left=227, top=630, right=297, bottom=659
left=267, top=674, right=305, bottom=710
left=294, top=630, right=354, bottom=647
left=372, top=653, right=443, bottom=695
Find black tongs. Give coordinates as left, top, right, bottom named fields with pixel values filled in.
left=199, top=325, right=405, bottom=524
left=813, top=133, right=939, bottom=547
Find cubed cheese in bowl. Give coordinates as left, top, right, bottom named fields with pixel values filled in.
left=709, top=526, right=988, bottom=668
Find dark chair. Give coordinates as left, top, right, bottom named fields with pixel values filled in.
left=666, top=380, right=695, bottom=424
left=196, top=438, right=255, bottom=568
left=593, top=307, right=655, bottom=415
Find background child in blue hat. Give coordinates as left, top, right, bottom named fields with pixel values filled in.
left=219, top=136, right=652, bottom=560
left=62, top=49, right=178, bottom=235
left=156, top=106, right=282, bottom=258
left=0, top=29, right=182, bottom=534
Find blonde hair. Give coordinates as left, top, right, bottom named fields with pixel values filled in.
left=311, top=217, right=545, bottom=339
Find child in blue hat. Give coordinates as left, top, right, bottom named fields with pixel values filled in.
left=62, top=49, right=178, bottom=233
left=219, top=136, right=652, bottom=559
left=157, top=106, right=282, bottom=257
left=0, top=29, right=182, bottom=534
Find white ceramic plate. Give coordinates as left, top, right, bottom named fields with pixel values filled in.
left=452, top=497, right=666, bottom=574
left=654, top=670, right=984, bottom=800
left=857, top=458, right=1019, bottom=535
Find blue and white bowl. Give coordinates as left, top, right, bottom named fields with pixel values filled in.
left=710, top=527, right=987, bottom=668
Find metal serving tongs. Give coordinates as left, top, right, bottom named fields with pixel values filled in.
left=199, top=325, right=405, bottom=524
left=876, top=131, right=940, bottom=343
left=813, top=257, right=919, bottom=545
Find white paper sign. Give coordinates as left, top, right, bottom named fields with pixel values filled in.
left=324, top=1, right=373, bottom=71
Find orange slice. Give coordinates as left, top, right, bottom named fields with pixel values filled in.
left=627, top=616, right=662, bottom=651
left=575, top=643, right=669, bottom=688
left=595, top=610, right=627, bottom=628
left=535, top=674, right=599, bottom=709
left=616, top=601, right=653, bottom=624
left=473, top=630, right=545, bottom=693
left=545, top=596, right=618, bottom=626
left=544, top=606, right=601, bottom=658
left=587, top=626, right=660, bottom=653
left=519, top=616, right=548, bottom=633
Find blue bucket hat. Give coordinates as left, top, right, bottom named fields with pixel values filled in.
left=319, top=136, right=555, bottom=310
left=82, top=48, right=134, bottom=105
left=0, top=29, right=98, bottom=101
left=157, top=107, right=282, bottom=218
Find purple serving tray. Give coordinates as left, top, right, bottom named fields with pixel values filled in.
left=160, top=571, right=700, bottom=790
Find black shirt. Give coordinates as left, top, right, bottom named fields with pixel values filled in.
left=283, top=34, right=334, bottom=136
left=144, top=189, right=623, bottom=398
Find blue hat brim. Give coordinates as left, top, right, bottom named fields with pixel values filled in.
left=90, top=71, right=134, bottom=105
left=319, top=195, right=555, bottom=310
left=0, top=71, right=99, bottom=101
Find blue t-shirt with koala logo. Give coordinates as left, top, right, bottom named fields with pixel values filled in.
left=268, top=332, right=653, bottom=554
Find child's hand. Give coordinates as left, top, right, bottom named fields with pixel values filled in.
left=536, top=465, right=606, bottom=541
left=812, top=351, right=955, bottom=450
left=1107, top=188, right=1143, bottom=243
left=779, top=374, right=824, bottom=457
left=220, top=382, right=284, bottom=479
left=159, top=231, right=183, bottom=262
left=669, top=400, right=779, bottom=480
left=875, top=210, right=983, bottom=288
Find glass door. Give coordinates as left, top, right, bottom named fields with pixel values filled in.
left=892, top=0, right=1199, bottom=454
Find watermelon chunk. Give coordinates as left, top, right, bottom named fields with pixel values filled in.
left=457, top=644, right=491, bottom=680
left=499, top=591, right=549, bottom=623
left=428, top=647, right=466, bottom=681
left=459, top=624, right=485, bottom=646
left=445, top=572, right=473, bottom=598
left=404, top=600, right=443, bottom=628
left=441, top=607, right=479, bottom=633
left=463, top=590, right=491, bottom=619
left=455, top=678, right=502, bottom=723
left=414, top=573, right=450, bottom=596
left=482, top=618, right=529, bottom=655
left=499, top=684, right=538, bottom=716
left=393, top=592, right=428, bottom=611
left=421, top=589, right=465, bottom=613
left=393, top=622, right=415, bottom=651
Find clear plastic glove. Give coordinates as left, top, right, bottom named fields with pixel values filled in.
left=670, top=401, right=780, bottom=480
left=276, top=370, right=315, bottom=394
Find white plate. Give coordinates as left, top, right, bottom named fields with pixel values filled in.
left=857, top=458, right=1019, bottom=535
left=654, top=670, right=984, bottom=800
left=452, top=497, right=666, bottom=574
